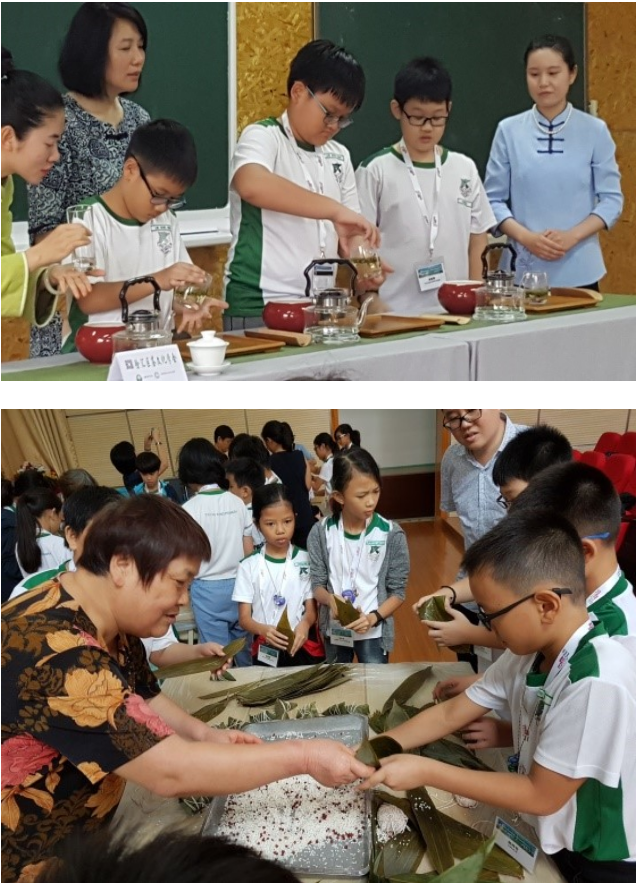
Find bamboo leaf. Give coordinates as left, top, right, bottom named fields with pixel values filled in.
left=357, top=735, right=404, bottom=768
left=419, top=738, right=494, bottom=772
left=369, top=709, right=388, bottom=733
left=408, top=788, right=454, bottom=873
left=418, top=598, right=471, bottom=654
left=380, top=831, right=424, bottom=878
left=334, top=594, right=361, bottom=626
left=276, top=606, right=295, bottom=649
left=381, top=667, right=433, bottom=713
left=430, top=837, right=496, bottom=883
left=385, top=700, right=411, bottom=731
left=440, top=813, right=523, bottom=878
left=220, top=670, right=236, bottom=681
left=155, top=638, right=247, bottom=679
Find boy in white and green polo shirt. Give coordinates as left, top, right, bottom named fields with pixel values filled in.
left=223, top=39, right=381, bottom=327
left=360, top=511, right=635, bottom=883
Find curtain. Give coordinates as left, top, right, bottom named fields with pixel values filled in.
left=1, top=410, right=78, bottom=478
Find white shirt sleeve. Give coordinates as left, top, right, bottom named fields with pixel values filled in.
left=141, top=627, right=178, bottom=660
left=355, top=162, right=382, bottom=226
left=468, top=160, right=497, bottom=234
left=231, top=124, right=279, bottom=181
left=465, top=650, right=518, bottom=717
left=232, top=558, right=256, bottom=603
left=241, top=500, right=253, bottom=536
left=338, top=149, right=361, bottom=213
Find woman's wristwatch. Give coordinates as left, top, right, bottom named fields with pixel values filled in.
left=371, top=609, right=385, bottom=626
left=440, top=585, right=457, bottom=605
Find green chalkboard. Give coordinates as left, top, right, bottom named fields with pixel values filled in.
left=317, top=2, right=585, bottom=174
left=3, top=2, right=229, bottom=221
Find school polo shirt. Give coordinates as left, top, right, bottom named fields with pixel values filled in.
left=587, top=569, right=635, bottom=636
left=63, top=197, right=191, bottom=352
left=467, top=622, right=635, bottom=862
left=232, top=546, right=313, bottom=629
left=9, top=559, right=73, bottom=601
left=16, top=532, right=69, bottom=580
left=440, top=415, right=526, bottom=551
left=323, top=512, right=393, bottom=642
left=182, top=489, right=253, bottom=580
left=318, top=455, right=335, bottom=494
left=224, top=118, right=361, bottom=317
left=356, top=146, right=495, bottom=315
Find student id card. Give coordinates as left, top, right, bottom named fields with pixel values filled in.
left=494, top=816, right=539, bottom=873
left=330, top=626, right=355, bottom=648
left=257, top=645, right=280, bottom=667
left=415, top=256, right=446, bottom=292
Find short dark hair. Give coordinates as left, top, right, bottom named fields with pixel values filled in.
left=136, top=451, right=161, bottom=475
left=314, top=432, right=336, bottom=453
left=287, top=39, right=365, bottom=111
left=229, top=434, right=270, bottom=467
left=1, top=47, right=63, bottom=139
left=12, top=468, right=51, bottom=497
left=492, top=425, right=573, bottom=488
left=261, top=421, right=294, bottom=452
left=214, top=425, right=235, bottom=443
left=225, top=458, right=265, bottom=494
left=58, top=468, right=98, bottom=499
left=178, top=438, right=227, bottom=488
left=251, top=483, right=294, bottom=524
left=510, top=462, right=622, bottom=546
left=394, top=57, right=452, bottom=107
left=331, top=448, right=381, bottom=516
left=63, top=486, right=122, bottom=536
left=35, top=826, right=302, bottom=883
left=524, top=34, right=577, bottom=71
left=58, top=2, right=148, bottom=98
left=334, top=424, right=361, bottom=447
left=125, top=119, right=198, bottom=189
left=463, top=510, right=586, bottom=602
left=110, top=441, right=136, bottom=476
left=78, top=495, right=210, bottom=585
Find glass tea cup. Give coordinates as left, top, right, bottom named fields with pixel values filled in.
left=66, top=204, right=96, bottom=273
left=173, top=272, right=214, bottom=311
left=521, top=271, right=550, bottom=306
left=349, top=242, right=382, bottom=282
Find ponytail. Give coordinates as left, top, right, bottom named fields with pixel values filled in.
left=261, top=420, right=294, bottom=452
left=16, top=488, right=62, bottom=574
left=334, top=423, right=361, bottom=447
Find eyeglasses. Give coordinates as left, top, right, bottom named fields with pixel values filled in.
left=132, top=156, right=186, bottom=209
left=306, top=87, right=354, bottom=130
left=442, top=409, right=482, bottom=431
left=400, top=108, right=449, bottom=128
left=477, top=588, right=573, bottom=631
left=496, top=494, right=512, bottom=510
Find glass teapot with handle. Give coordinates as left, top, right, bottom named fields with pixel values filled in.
left=111, top=275, right=174, bottom=355
left=473, top=243, right=526, bottom=323
left=301, top=257, right=373, bottom=343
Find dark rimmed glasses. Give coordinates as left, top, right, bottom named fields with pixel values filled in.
left=400, top=108, right=449, bottom=128
left=442, top=409, right=482, bottom=431
left=497, top=494, right=512, bottom=510
left=306, top=87, right=354, bottom=130
left=132, top=155, right=186, bottom=209
left=477, top=588, right=573, bottom=631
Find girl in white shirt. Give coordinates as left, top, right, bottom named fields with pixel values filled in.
left=233, top=484, right=324, bottom=667
left=16, top=487, right=66, bottom=578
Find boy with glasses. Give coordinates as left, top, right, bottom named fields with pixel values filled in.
left=361, top=511, right=636, bottom=883
left=61, top=119, right=226, bottom=352
left=356, top=58, right=495, bottom=316
left=223, top=39, right=381, bottom=328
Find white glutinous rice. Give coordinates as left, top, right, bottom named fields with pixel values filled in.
left=215, top=775, right=366, bottom=863
left=453, top=793, right=478, bottom=808
left=376, top=803, right=410, bottom=842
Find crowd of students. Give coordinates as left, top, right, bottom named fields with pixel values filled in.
left=2, top=4, right=624, bottom=355
left=2, top=410, right=635, bottom=883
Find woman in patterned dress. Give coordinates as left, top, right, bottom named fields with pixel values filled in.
left=27, top=3, right=150, bottom=357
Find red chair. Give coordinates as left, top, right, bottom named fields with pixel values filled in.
left=580, top=450, right=607, bottom=471
left=603, top=454, right=636, bottom=495
left=572, top=450, right=583, bottom=461
left=617, top=431, right=636, bottom=457
left=594, top=432, right=622, bottom=455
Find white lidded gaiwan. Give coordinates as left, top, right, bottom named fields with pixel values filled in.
left=186, top=332, right=228, bottom=368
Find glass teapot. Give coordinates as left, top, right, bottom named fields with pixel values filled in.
left=302, top=257, right=373, bottom=343
left=473, top=243, right=526, bottom=323
left=111, top=276, right=173, bottom=355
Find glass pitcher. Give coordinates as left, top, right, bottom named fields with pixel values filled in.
left=111, top=276, right=173, bottom=355
left=473, top=243, right=527, bottom=323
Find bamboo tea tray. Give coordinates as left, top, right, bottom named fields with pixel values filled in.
left=359, top=314, right=446, bottom=337
left=525, top=287, right=602, bottom=313
left=177, top=334, right=285, bottom=359
left=244, top=327, right=312, bottom=347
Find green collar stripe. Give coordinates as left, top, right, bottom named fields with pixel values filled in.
left=389, top=145, right=449, bottom=168
left=96, top=195, right=142, bottom=226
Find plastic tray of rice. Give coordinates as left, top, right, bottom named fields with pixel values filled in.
left=200, top=714, right=371, bottom=877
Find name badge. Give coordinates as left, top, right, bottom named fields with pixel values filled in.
left=415, top=256, right=446, bottom=292
left=493, top=816, right=539, bottom=873
left=330, top=626, right=355, bottom=648
left=107, top=345, right=188, bottom=382
left=257, top=645, right=280, bottom=667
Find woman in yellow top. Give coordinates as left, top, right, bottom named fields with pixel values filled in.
left=1, top=48, right=96, bottom=327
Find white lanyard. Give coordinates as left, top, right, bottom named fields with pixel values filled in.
left=258, top=547, right=292, bottom=626
left=338, top=518, right=367, bottom=604
left=281, top=110, right=328, bottom=257
left=398, top=139, right=442, bottom=257
left=587, top=567, right=622, bottom=607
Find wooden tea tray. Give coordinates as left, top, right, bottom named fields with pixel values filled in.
left=359, top=314, right=446, bottom=338
left=177, top=334, right=285, bottom=359
left=525, top=287, right=602, bottom=314
left=244, top=327, right=312, bottom=347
